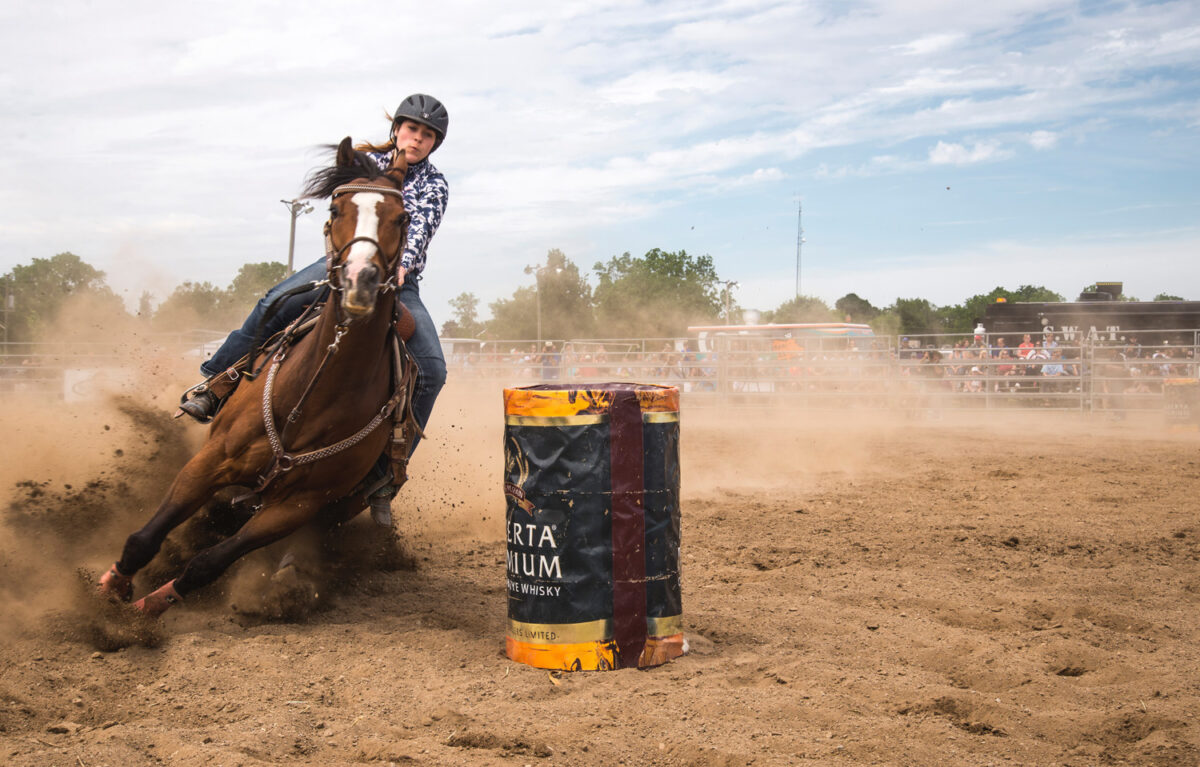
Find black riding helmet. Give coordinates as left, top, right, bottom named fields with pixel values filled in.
left=393, top=94, right=448, bottom=151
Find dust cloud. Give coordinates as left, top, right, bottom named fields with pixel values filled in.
left=0, top=296, right=1180, bottom=644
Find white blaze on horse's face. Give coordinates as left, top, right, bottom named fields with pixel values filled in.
left=341, top=191, right=385, bottom=316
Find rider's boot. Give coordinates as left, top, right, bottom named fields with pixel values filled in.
left=178, top=390, right=218, bottom=422
left=368, top=484, right=397, bottom=527
left=98, top=562, right=134, bottom=603
left=133, top=579, right=183, bottom=618
left=175, top=368, right=244, bottom=424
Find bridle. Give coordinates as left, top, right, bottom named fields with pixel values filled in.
left=323, top=182, right=407, bottom=296
left=249, top=179, right=417, bottom=496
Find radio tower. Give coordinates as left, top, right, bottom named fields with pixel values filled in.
left=794, top=197, right=805, bottom=298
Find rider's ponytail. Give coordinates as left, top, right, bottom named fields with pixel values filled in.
left=353, top=111, right=397, bottom=155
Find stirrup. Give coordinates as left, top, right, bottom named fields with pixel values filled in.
left=176, top=390, right=218, bottom=423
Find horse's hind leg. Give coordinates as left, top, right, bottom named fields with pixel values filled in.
left=168, top=495, right=321, bottom=605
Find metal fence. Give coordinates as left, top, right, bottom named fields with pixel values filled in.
left=3, top=331, right=1199, bottom=418
left=447, top=333, right=1200, bottom=417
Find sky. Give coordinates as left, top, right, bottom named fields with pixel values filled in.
left=1, top=0, right=1198, bottom=327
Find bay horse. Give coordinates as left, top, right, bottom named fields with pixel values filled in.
left=98, top=137, right=415, bottom=617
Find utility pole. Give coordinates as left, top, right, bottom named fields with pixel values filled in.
left=524, top=263, right=563, bottom=342
left=720, top=280, right=739, bottom=325
left=281, top=199, right=314, bottom=276
left=795, top=197, right=805, bottom=298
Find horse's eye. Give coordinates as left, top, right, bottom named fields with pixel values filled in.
left=329, top=206, right=338, bottom=218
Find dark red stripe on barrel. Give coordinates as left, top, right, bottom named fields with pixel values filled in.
left=609, top=389, right=647, bottom=667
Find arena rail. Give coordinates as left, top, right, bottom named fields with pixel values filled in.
left=2, top=332, right=1197, bottom=419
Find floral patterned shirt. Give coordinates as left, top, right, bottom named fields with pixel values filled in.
left=366, top=151, right=448, bottom=278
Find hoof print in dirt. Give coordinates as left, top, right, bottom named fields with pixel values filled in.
left=904, top=697, right=1007, bottom=738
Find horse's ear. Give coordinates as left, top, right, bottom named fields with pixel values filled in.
left=336, top=137, right=355, bottom=167
left=386, top=155, right=408, bottom=186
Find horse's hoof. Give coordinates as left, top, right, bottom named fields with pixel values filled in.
left=133, top=580, right=183, bottom=618
left=97, top=563, right=133, bottom=603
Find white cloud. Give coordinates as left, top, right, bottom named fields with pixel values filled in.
left=813, top=154, right=920, bottom=178
left=729, top=168, right=784, bottom=186
left=741, top=229, right=1200, bottom=312
left=894, top=32, right=965, bottom=56
left=928, top=140, right=1013, bottom=165
left=598, top=68, right=736, bottom=105
left=0, top=0, right=1197, bottom=323
left=1028, top=130, right=1059, bottom=150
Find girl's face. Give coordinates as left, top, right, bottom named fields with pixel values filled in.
left=393, top=120, right=439, bottom=164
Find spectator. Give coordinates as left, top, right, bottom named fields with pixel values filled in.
left=594, top=348, right=610, bottom=377
left=1128, top=334, right=1143, bottom=358
left=1151, top=343, right=1172, bottom=377
left=1017, top=333, right=1037, bottom=375
left=539, top=341, right=560, bottom=380
left=995, top=349, right=1017, bottom=391
left=1041, top=349, right=1067, bottom=393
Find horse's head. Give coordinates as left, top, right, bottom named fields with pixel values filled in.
left=316, top=137, right=409, bottom=320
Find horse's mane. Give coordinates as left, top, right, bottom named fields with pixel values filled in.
left=301, top=147, right=398, bottom=199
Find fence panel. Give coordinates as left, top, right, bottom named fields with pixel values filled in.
left=3, top=333, right=1197, bottom=419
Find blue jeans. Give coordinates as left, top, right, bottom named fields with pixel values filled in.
left=201, top=258, right=446, bottom=461
left=202, top=259, right=329, bottom=377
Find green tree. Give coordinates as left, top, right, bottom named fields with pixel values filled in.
left=227, top=262, right=287, bottom=312
left=893, top=297, right=942, bottom=337
left=153, top=281, right=230, bottom=331
left=869, top=309, right=901, bottom=338
left=1154, top=293, right=1184, bottom=301
left=442, top=292, right=485, bottom=338
left=486, top=250, right=595, bottom=340
left=487, top=285, right=538, bottom=341
left=536, top=249, right=594, bottom=339
left=1009, top=285, right=1065, bottom=303
left=940, top=285, right=1066, bottom=334
left=0, top=252, right=124, bottom=342
left=592, top=248, right=720, bottom=337
left=764, top=295, right=836, bottom=323
left=834, top=293, right=880, bottom=323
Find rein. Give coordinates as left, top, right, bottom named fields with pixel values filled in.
left=251, top=180, right=415, bottom=494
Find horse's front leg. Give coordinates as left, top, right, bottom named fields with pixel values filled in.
left=98, top=444, right=234, bottom=602
left=136, top=492, right=324, bottom=617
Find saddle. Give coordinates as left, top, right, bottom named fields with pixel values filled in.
left=179, top=299, right=421, bottom=492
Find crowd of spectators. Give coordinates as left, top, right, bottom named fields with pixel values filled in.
left=436, top=332, right=1199, bottom=411
left=911, top=333, right=1083, bottom=394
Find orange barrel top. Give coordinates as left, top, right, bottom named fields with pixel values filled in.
left=503, top=383, right=684, bottom=670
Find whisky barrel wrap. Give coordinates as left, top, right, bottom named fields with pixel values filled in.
left=503, top=383, right=684, bottom=670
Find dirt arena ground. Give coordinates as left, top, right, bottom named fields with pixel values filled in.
left=1, top=373, right=1198, bottom=766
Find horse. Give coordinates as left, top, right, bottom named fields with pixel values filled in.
left=97, top=137, right=417, bottom=617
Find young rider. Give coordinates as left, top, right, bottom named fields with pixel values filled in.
left=179, top=94, right=450, bottom=523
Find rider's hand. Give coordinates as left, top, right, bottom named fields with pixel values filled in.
left=397, top=265, right=408, bottom=284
